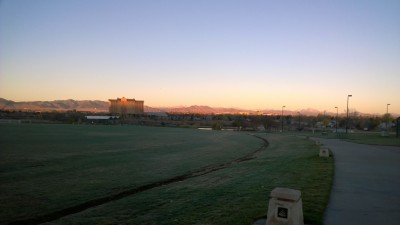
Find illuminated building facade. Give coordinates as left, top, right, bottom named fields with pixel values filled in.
left=109, top=97, right=144, bottom=116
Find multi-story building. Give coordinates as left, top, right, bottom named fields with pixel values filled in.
left=109, top=97, right=144, bottom=117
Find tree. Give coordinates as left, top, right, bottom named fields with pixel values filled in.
left=263, top=116, right=275, bottom=132
left=250, top=115, right=263, bottom=130
left=212, top=122, right=223, bottom=130
left=382, top=113, right=393, bottom=123
left=382, top=113, right=393, bottom=130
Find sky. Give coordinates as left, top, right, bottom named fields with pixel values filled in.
left=1, top=0, right=399, bottom=114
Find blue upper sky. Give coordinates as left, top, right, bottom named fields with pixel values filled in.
left=1, top=0, right=399, bottom=114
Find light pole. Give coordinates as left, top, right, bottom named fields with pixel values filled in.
left=335, top=106, right=338, bottom=133
left=386, top=103, right=391, bottom=130
left=281, top=106, right=285, bottom=132
left=346, top=95, right=352, bottom=134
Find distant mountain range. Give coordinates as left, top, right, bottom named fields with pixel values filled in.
left=0, top=98, right=110, bottom=112
left=0, top=98, right=330, bottom=116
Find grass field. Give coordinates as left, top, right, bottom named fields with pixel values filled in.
left=0, top=124, right=333, bottom=225
left=300, top=131, right=400, bottom=146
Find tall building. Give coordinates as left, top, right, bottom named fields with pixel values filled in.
left=109, top=97, right=144, bottom=117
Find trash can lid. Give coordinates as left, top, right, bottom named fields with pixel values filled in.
left=270, top=187, right=301, bottom=201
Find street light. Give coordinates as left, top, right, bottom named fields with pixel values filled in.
left=386, top=103, right=391, bottom=130
left=281, top=106, right=285, bottom=132
left=335, top=106, right=338, bottom=133
left=346, top=95, right=352, bottom=134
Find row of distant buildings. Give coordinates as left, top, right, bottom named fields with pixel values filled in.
left=109, top=97, right=144, bottom=117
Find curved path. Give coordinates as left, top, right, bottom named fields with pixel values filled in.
left=316, top=139, right=400, bottom=225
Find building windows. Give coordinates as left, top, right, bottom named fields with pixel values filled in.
left=109, top=97, right=144, bottom=117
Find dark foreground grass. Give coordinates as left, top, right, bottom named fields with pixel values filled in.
left=49, top=134, right=332, bottom=225
left=0, top=124, right=333, bottom=225
left=0, top=124, right=260, bottom=224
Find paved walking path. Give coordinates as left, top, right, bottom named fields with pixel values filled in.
left=316, top=139, right=400, bottom=225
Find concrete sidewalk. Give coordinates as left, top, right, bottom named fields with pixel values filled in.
left=317, top=139, right=400, bottom=225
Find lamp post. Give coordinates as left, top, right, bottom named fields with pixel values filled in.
left=346, top=95, right=352, bottom=134
left=335, top=106, right=338, bottom=133
left=281, top=106, right=285, bottom=132
left=386, top=104, right=391, bottom=130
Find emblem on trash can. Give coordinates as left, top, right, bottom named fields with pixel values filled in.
left=277, top=207, right=288, bottom=219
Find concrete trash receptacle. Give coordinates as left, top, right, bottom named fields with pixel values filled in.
left=266, top=187, right=304, bottom=225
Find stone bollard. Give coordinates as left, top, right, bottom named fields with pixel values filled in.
left=319, top=147, right=330, bottom=157
left=266, top=187, right=304, bottom=225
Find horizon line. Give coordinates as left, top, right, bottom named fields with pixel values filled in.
left=1, top=97, right=398, bottom=116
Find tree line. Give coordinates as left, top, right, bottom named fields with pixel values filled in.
left=0, top=110, right=397, bottom=132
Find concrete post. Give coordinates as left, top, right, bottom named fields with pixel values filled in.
left=266, top=187, right=304, bottom=225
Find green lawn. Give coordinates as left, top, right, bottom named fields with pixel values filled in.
left=300, top=131, right=400, bottom=146
left=0, top=124, right=333, bottom=225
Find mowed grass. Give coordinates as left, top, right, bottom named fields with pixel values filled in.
left=304, top=131, right=400, bottom=146
left=44, top=134, right=333, bottom=225
left=0, top=124, right=333, bottom=225
left=0, top=124, right=260, bottom=224
left=339, top=133, right=400, bottom=146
